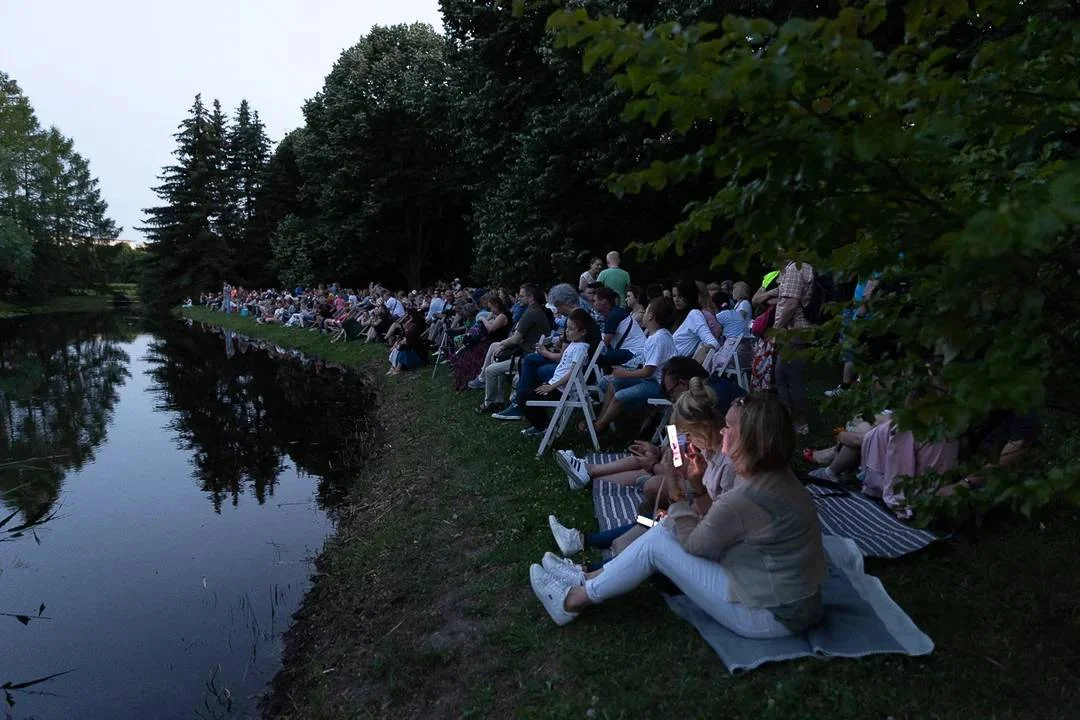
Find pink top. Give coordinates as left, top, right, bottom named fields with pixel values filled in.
left=860, top=420, right=958, bottom=517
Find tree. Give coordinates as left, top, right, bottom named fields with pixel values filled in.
left=0, top=71, right=120, bottom=297
left=441, top=0, right=753, bottom=286
left=140, top=94, right=233, bottom=309
left=549, top=0, right=1080, bottom=516
left=290, top=23, right=472, bottom=288
left=227, top=100, right=272, bottom=286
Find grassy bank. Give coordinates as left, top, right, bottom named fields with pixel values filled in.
left=181, top=307, right=1080, bottom=720
left=0, top=285, right=137, bottom=318
left=0, top=294, right=112, bottom=318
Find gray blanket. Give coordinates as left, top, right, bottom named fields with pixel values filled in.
left=665, top=536, right=934, bottom=674
left=581, top=455, right=935, bottom=673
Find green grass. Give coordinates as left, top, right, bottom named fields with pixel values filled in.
left=182, top=307, right=1080, bottom=720
left=0, top=294, right=114, bottom=318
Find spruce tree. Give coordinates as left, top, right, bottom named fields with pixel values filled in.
left=227, top=100, right=272, bottom=285
left=140, top=94, right=232, bottom=309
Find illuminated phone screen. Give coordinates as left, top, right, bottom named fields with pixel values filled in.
left=667, top=424, right=683, bottom=468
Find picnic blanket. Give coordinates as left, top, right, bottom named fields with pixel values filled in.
left=582, top=455, right=934, bottom=674
left=665, top=535, right=934, bottom=674
left=585, top=453, right=940, bottom=559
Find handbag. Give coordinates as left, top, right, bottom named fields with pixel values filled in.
left=751, top=304, right=776, bottom=338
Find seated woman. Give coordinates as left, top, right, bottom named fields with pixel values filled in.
left=671, top=279, right=720, bottom=362
left=548, top=380, right=737, bottom=569
left=518, top=309, right=600, bottom=438
left=387, top=310, right=429, bottom=375
left=590, top=296, right=676, bottom=434
left=530, top=390, right=826, bottom=638
left=450, top=294, right=511, bottom=391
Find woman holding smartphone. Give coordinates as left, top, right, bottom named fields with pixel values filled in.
left=531, top=387, right=826, bottom=639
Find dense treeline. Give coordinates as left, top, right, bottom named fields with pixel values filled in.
left=139, top=96, right=271, bottom=308
left=0, top=72, right=123, bottom=297
left=146, top=0, right=1079, bottom=516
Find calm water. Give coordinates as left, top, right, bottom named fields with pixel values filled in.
left=0, top=313, right=375, bottom=719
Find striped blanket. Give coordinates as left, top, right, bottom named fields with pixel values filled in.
left=584, top=453, right=940, bottom=560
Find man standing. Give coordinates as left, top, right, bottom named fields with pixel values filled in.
left=774, top=259, right=815, bottom=435
left=597, top=251, right=631, bottom=305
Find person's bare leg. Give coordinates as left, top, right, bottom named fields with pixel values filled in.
left=828, top=445, right=861, bottom=475
left=594, top=469, right=647, bottom=487
left=586, top=456, right=640, bottom=477
left=593, top=394, right=623, bottom=433
left=842, top=360, right=857, bottom=386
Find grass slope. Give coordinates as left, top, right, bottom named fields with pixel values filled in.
left=181, top=307, right=1080, bottom=720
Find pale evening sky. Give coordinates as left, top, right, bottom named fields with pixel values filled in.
left=1, top=0, right=444, bottom=242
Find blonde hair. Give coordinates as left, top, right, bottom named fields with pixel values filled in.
left=672, top=377, right=724, bottom=438
left=732, top=281, right=751, bottom=302
left=730, top=393, right=795, bottom=475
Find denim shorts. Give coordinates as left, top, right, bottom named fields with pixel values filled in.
left=598, top=376, right=663, bottom=410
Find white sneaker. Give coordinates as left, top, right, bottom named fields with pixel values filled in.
left=529, top=564, right=578, bottom=626
left=824, top=385, right=847, bottom=398
left=548, top=515, right=584, bottom=556
left=555, top=450, right=591, bottom=490
left=542, top=551, right=586, bottom=586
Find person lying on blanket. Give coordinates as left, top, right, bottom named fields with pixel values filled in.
left=531, top=388, right=827, bottom=639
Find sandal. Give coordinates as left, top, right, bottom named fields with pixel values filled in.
left=475, top=401, right=503, bottom=415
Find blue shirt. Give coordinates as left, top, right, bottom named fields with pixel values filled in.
left=427, top=297, right=446, bottom=320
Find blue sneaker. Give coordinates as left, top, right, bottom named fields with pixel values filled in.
left=492, top=404, right=522, bottom=421
left=521, top=426, right=545, bottom=437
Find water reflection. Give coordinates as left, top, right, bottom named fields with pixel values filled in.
left=0, top=314, right=134, bottom=528
left=145, top=322, right=377, bottom=513
left=0, top=314, right=377, bottom=718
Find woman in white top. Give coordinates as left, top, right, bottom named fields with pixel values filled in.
left=671, top=279, right=721, bottom=360
left=732, top=281, right=754, bottom=329
left=590, top=296, right=678, bottom=433
left=578, top=257, right=603, bottom=293
left=520, top=308, right=600, bottom=437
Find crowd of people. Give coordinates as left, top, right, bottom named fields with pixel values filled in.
left=199, top=248, right=1040, bottom=636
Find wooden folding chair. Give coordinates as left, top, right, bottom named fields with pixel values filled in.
left=525, top=357, right=600, bottom=457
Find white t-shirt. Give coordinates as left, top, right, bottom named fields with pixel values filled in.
left=673, top=309, right=720, bottom=357
left=385, top=296, right=406, bottom=318
left=643, top=328, right=676, bottom=383
left=612, top=313, right=647, bottom=366
left=550, top=341, right=590, bottom=390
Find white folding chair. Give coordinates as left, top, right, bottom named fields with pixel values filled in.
left=525, top=357, right=600, bottom=457
left=648, top=397, right=673, bottom=444
left=708, top=337, right=750, bottom=391
left=582, top=343, right=607, bottom=401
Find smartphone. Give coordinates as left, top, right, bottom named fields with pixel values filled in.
left=636, top=515, right=656, bottom=528
left=666, top=425, right=684, bottom=468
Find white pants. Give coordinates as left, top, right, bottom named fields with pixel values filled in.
left=584, top=523, right=792, bottom=639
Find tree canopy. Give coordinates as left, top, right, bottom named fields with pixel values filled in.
left=547, top=0, right=1080, bottom=515
left=0, top=71, right=120, bottom=297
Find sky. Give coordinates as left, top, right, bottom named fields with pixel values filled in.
left=1, top=0, right=444, bottom=242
